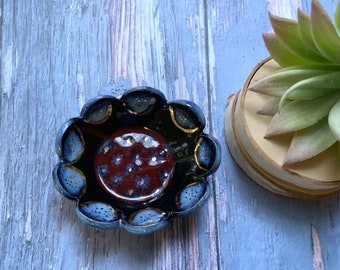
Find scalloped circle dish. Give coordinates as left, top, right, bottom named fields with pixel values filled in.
left=53, top=87, right=221, bottom=233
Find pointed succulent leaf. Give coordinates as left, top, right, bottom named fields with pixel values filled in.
left=297, top=9, right=320, bottom=51
left=328, top=99, right=340, bottom=141
left=257, top=97, right=280, bottom=116
left=265, top=92, right=340, bottom=137
left=284, top=118, right=337, bottom=165
left=249, top=67, right=333, bottom=97
left=261, top=0, right=340, bottom=164
left=269, top=12, right=329, bottom=63
left=335, top=0, right=340, bottom=32
left=311, top=0, right=340, bottom=63
left=279, top=72, right=340, bottom=106
left=263, top=33, right=313, bottom=67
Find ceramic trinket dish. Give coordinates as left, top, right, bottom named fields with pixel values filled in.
left=53, top=87, right=221, bottom=233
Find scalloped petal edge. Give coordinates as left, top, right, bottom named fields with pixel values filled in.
left=174, top=180, right=211, bottom=216
left=121, top=86, right=166, bottom=116
left=168, top=100, right=206, bottom=134
left=194, top=135, right=221, bottom=175
left=80, top=95, right=119, bottom=124
left=76, top=201, right=121, bottom=229
left=53, top=163, right=87, bottom=199
left=124, top=208, right=169, bottom=234
left=55, top=118, right=85, bottom=163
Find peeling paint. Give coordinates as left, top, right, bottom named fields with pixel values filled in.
left=76, top=62, right=85, bottom=109
left=267, top=0, right=301, bottom=18
left=312, top=225, right=325, bottom=270
left=2, top=44, right=13, bottom=97
left=25, top=211, right=32, bottom=243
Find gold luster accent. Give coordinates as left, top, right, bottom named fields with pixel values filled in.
left=169, top=106, right=199, bottom=133
left=83, top=104, right=113, bottom=124
left=194, top=137, right=206, bottom=170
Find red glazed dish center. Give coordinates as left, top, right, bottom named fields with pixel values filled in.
left=94, top=127, right=175, bottom=203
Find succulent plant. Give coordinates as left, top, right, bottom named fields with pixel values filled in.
left=249, top=0, right=340, bottom=165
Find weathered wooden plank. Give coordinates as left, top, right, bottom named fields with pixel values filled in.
left=1, top=0, right=215, bottom=269
left=1, top=0, right=340, bottom=269
left=1, top=0, right=154, bottom=269
left=207, top=0, right=340, bottom=269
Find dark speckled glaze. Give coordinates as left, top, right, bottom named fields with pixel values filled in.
left=53, top=87, right=221, bottom=233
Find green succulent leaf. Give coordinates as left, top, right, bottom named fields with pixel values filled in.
left=263, top=33, right=313, bottom=67
left=284, top=118, right=337, bottom=165
left=257, top=97, right=280, bottom=116
left=278, top=72, right=340, bottom=107
left=249, top=67, right=335, bottom=97
left=269, top=12, right=329, bottom=63
left=335, top=0, right=340, bottom=32
left=259, top=0, right=340, bottom=165
left=311, top=0, right=340, bottom=63
left=265, top=92, right=340, bottom=137
left=328, top=99, right=340, bottom=140
left=297, top=9, right=320, bottom=52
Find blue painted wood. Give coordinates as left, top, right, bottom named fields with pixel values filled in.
left=1, top=0, right=339, bottom=269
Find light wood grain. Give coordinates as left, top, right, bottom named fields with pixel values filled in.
left=1, top=0, right=340, bottom=269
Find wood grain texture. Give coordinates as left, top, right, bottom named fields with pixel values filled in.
left=1, top=0, right=339, bottom=269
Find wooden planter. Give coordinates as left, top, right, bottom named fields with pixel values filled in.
left=224, top=58, right=340, bottom=199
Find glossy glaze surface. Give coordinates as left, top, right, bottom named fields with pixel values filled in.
left=53, top=88, right=221, bottom=233
left=94, top=127, right=175, bottom=203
